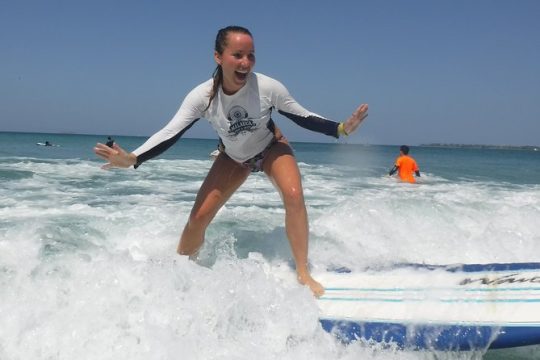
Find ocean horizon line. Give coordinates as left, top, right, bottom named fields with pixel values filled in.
left=0, top=130, right=383, bottom=147
left=2, top=130, right=538, bottom=149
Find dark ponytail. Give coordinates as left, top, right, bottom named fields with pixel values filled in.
left=204, top=26, right=252, bottom=111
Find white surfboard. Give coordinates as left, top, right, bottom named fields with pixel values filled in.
left=316, top=263, right=540, bottom=350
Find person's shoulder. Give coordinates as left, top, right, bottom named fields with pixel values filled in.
left=191, top=78, right=213, bottom=93
left=253, top=72, right=280, bottom=84
left=185, top=78, right=213, bottom=100
left=405, top=155, right=418, bottom=164
left=253, top=72, right=287, bottom=93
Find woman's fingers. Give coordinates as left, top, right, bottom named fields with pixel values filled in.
left=344, top=103, right=369, bottom=134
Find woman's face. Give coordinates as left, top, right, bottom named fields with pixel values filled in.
left=214, top=32, right=255, bottom=95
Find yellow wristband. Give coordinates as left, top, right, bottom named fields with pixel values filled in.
left=338, top=123, right=349, bottom=137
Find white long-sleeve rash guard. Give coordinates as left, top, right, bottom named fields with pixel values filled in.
left=132, top=72, right=341, bottom=167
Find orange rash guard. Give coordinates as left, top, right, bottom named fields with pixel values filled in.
left=395, top=155, right=419, bottom=183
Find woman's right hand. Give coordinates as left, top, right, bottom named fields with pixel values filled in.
left=94, top=142, right=137, bottom=170
left=343, top=103, right=368, bottom=135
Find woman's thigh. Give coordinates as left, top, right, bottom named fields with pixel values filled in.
left=191, top=153, right=250, bottom=220
left=263, top=141, right=304, bottom=202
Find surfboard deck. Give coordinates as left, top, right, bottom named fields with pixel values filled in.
left=315, top=262, right=540, bottom=351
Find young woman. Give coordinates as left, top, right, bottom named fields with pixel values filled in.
left=94, top=26, right=368, bottom=296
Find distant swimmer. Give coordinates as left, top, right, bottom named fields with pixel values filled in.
left=106, top=137, right=115, bottom=148
left=37, top=141, right=57, bottom=147
left=388, top=145, right=420, bottom=183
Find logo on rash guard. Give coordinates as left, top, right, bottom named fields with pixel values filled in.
left=227, top=105, right=256, bottom=136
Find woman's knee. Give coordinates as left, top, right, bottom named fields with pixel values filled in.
left=188, top=208, right=215, bottom=230
left=282, top=186, right=305, bottom=209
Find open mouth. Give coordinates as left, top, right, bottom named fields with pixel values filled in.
left=235, top=70, right=248, bottom=81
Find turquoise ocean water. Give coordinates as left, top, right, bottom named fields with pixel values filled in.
left=1, top=131, right=539, bottom=359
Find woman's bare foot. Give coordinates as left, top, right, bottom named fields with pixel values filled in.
left=298, top=273, right=325, bottom=297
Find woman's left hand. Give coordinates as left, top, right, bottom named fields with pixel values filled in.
left=94, top=142, right=137, bottom=169
left=343, top=103, right=369, bottom=135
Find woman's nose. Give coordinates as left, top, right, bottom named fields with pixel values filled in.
left=243, top=55, right=254, bottom=67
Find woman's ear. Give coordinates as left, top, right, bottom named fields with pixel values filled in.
left=214, top=51, right=222, bottom=65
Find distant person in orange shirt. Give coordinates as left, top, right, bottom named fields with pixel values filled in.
left=389, top=145, right=420, bottom=183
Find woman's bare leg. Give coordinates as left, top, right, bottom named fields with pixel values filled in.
left=177, top=152, right=250, bottom=256
left=263, top=141, right=324, bottom=297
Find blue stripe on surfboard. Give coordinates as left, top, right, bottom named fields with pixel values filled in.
left=320, top=317, right=540, bottom=327
left=331, top=262, right=540, bottom=273
left=324, top=286, right=540, bottom=292
left=448, top=262, right=540, bottom=272
left=320, top=296, right=540, bottom=303
left=319, top=319, right=540, bottom=350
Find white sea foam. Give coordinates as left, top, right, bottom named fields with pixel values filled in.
left=1, top=154, right=539, bottom=359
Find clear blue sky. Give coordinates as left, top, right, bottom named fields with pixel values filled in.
left=1, top=0, right=539, bottom=146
